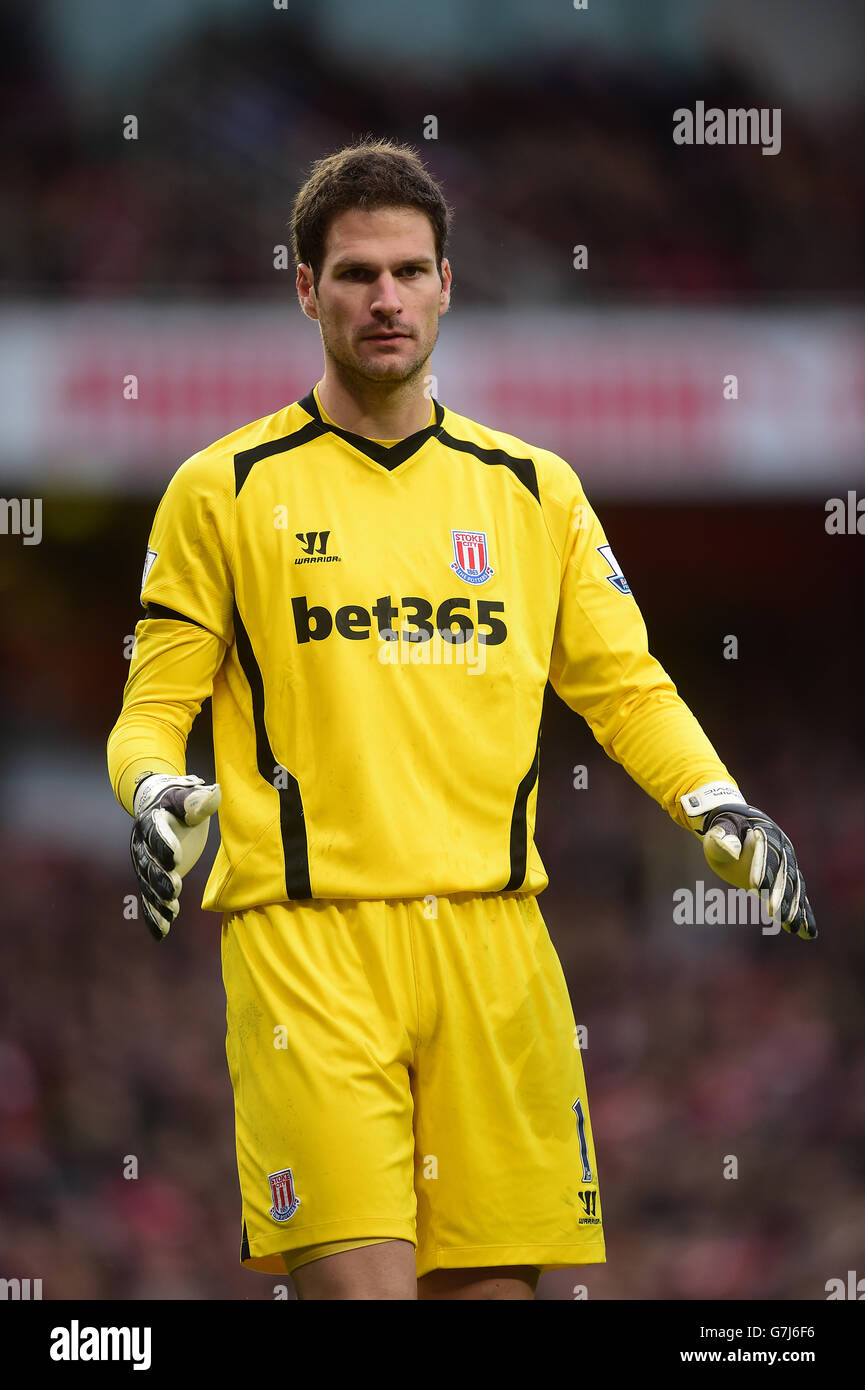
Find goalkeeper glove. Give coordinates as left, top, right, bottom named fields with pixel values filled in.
left=130, top=773, right=221, bottom=941
left=681, top=782, right=817, bottom=940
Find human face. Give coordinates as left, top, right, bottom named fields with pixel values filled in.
left=299, top=206, right=450, bottom=385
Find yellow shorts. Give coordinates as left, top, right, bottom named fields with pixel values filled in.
left=221, top=889, right=605, bottom=1279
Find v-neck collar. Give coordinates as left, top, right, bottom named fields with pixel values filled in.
left=298, top=387, right=445, bottom=471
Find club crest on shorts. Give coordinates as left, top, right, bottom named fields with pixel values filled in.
left=450, top=529, right=494, bottom=585
left=267, top=1167, right=301, bottom=1223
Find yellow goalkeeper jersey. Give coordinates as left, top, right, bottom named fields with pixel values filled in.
left=107, top=383, right=737, bottom=911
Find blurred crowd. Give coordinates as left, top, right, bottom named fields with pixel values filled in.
left=0, top=687, right=862, bottom=1301
left=2, top=12, right=863, bottom=301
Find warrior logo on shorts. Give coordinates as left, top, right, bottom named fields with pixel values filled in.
left=267, top=1167, right=301, bottom=1223
left=578, top=1189, right=600, bottom=1225
left=450, top=529, right=494, bottom=585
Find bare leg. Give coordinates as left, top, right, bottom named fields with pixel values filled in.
left=418, top=1265, right=539, bottom=1301
left=289, top=1239, right=418, bottom=1301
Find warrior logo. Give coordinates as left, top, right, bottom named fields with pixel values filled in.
left=578, top=1189, right=600, bottom=1224
left=579, top=1190, right=597, bottom=1218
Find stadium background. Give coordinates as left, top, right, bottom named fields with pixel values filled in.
left=1, top=0, right=863, bottom=1300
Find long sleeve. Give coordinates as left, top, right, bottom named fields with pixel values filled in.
left=547, top=478, right=739, bottom=831
left=107, top=620, right=228, bottom=815
left=107, top=445, right=235, bottom=816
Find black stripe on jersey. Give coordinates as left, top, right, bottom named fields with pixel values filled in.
left=504, top=718, right=542, bottom=891
left=298, top=387, right=445, bottom=469
left=240, top=1219, right=250, bottom=1263
left=232, top=600, right=312, bottom=900
left=234, top=420, right=323, bottom=497
left=142, top=602, right=209, bottom=630
left=437, top=429, right=540, bottom=505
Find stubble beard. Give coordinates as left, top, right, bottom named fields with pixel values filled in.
left=319, top=314, right=439, bottom=391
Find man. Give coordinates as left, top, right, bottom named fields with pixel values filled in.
left=107, top=137, right=816, bottom=1302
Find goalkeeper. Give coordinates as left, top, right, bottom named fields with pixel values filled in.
left=107, top=138, right=815, bottom=1304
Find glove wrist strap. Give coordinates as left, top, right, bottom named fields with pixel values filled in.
left=681, top=781, right=747, bottom=834
left=132, top=771, right=160, bottom=817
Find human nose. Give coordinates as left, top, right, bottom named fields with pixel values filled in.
left=369, top=273, right=403, bottom=317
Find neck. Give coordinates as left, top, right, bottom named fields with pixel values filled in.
left=316, top=364, right=432, bottom=438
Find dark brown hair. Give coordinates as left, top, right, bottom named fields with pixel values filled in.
left=291, top=136, right=452, bottom=286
